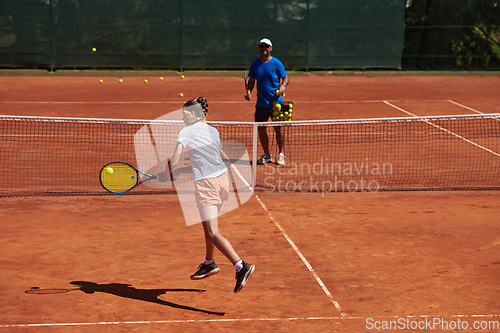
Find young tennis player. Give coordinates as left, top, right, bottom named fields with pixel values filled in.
left=160, top=97, right=255, bottom=293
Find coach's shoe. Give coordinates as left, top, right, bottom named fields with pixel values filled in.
left=257, top=154, right=272, bottom=165
left=276, top=153, right=286, bottom=165
left=234, top=262, right=255, bottom=293
left=190, top=262, right=220, bottom=280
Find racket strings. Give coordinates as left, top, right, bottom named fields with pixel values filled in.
left=100, top=163, right=138, bottom=192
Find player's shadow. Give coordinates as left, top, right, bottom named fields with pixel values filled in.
left=70, top=281, right=224, bottom=316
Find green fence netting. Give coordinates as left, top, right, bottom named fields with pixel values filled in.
left=0, top=0, right=406, bottom=70
left=403, top=0, right=500, bottom=70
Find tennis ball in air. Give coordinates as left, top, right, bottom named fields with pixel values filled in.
left=99, top=79, right=103, bottom=83
left=180, top=93, right=184, bottom=97
left=144, top=79, right=148, bottom=83
left=160, top=77, right=163, bottom=81
left=105, top=167, right=113, bottom=175
left=119, top=79, right=123, bottom=83
left=92, top=47, right=96, bottom=52
left=181, top=75, right=185, bottom=79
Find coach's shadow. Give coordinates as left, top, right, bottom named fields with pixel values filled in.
left=70, top=281, right=225, bottom=316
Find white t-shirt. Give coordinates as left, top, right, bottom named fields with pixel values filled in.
left=176, top=122, right=228, bottom=181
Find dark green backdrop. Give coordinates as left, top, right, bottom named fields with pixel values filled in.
left=0, top=0, right=406, bottom=70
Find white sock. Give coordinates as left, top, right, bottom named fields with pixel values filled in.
left=235, top=259, right=243, bottom=272
left=204, top=258, right=214, bottom=265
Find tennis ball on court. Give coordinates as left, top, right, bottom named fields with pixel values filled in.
left=119, top=79, right=123, bottom=83
left=99, top=79, right=103, bottom=83
left=144, top=79, right=148, bottom=83
left=92, top=47, right=96, bottom=52
left=160, top=77, right=163, bottom=81
left=181, top=75, right=185, bottom=79
left=105, top=167, right=113, bottom=175
left=180, top=93, right=184, bottom=97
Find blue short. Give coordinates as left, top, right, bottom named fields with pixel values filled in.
left=254, top=106, right=273, bottom=122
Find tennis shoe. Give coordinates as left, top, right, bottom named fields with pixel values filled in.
left=257, top=154, right=272, bottom=165
left=276, top=153, right=286, bottom=165
left=190, top=262, right=220, bottom=280
left=234, top=262, right=255, bottom=293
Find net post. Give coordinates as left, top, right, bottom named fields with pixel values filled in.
left=252, top=122, right=258, bottom=191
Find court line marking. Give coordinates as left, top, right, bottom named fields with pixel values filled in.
left=0, top=99, right=449, bottom=104
left=448, top=100, right=500, bottom=123
left=383, top=101, right=500, bottom=158
left=255, top=195, right=345, bottom=316
left=0, top=317, right=342, bottom=328
left=448, top=100, right=484, bottom=114
left=2, top=314, right=500, bottom=328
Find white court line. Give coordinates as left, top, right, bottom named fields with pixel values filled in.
left=2, top=314, right=500, bottom=328
left=448, top=100, right=500, bottom=123
left=254, top=195, right=345, bottom=316
left=448, top=100, right=484, bottom=114
left=383, top=101, right=500, bottom=158
left=0, top=317, right=342, bottom=328
left=0, top=99, right=448, bottom=104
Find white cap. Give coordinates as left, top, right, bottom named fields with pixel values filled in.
left=259, top=38, right=272, bottom=46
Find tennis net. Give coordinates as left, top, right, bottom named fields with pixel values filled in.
left=1, top=113, right=499, bottom=197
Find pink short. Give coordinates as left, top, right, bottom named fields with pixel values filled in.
left=194, top=172, right=229, bottom=208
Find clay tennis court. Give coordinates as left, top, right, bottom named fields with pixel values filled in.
left=1, top=73, right=500, bottom=332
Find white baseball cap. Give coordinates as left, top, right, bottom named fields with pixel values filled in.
left=259, top=38, right=272, bottom=46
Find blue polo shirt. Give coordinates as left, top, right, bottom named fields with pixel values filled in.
left=249, top=57, right=287, bottom=108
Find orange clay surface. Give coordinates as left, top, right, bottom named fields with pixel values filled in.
left=0, top=73, right=500, bottom=332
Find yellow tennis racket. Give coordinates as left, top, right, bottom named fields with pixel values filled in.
left=99, top=162, right=158, bottom=193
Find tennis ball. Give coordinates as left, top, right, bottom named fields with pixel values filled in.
left=288, top=103, right=293, bottom=109
left=105, top=167, right=113, bottom=175
left=99, top=79, right=103, bottom=83
left=144, top=79, right=148, bottom=83
left=180, top=93, right=184, bottom=97
left=160, top=77, right=163, bottom=81
left=276, top=89, right=280, bottom=95
left=119, top=79, right=123, bottom=83
left=92, top=47, right=96, bottom=52
left=181, top=75, right=185, bottom=79
left=276, top=104, right=281, bottom=111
